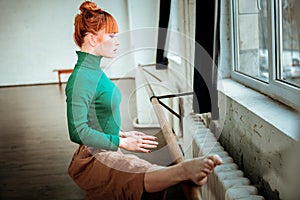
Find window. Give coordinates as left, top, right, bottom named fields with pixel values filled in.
left=231, top=0, right=300, bottom=110
left=166, top=0, right=181, bottom=61
left=280, top=0, right=300, bottom=85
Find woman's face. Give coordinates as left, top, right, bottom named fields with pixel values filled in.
left=95, top=32, right=120, bottom=58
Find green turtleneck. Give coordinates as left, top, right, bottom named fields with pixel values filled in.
left=65, top=51, right=121, bottom=150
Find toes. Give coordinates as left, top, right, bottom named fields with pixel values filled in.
left=208, top=154, right=223, bottom=165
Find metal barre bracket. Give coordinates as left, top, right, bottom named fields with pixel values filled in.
left=150, top=92, right=193, bottom=119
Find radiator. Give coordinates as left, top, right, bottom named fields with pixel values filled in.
left=189, top=113, right=265, bottom=200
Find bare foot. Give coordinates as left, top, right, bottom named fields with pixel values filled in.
left=207, top=155, right=223, bottom=166
left=181, top=155, right=222, bottom=186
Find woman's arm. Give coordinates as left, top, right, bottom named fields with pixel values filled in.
left=66, top=72, right=120, bottom=150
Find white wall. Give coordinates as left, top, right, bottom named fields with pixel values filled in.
left=127, top=0, right=159, bottom=67
left=218, top=81, right=299, bottom=199
left=103, top=0, right=159, bottom=79
left=0, top=0, right=136, bottom=86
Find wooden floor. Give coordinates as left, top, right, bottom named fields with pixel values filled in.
left=0, top=80, right=185, bottom=200
left=0, top=84, right=84, bottom=199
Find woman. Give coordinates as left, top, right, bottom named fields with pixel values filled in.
left=66, top=1, right=222, bottom=199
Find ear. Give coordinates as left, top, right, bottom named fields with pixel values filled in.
left=86, top=33, right=98, bottom=47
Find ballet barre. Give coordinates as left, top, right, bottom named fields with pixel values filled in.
left=137, top=65, right=202, bottom=200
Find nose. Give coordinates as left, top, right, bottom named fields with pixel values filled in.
left=114, top=37, right=120, bottom=46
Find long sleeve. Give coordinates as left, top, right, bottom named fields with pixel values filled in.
left=65, top=62, right=120, bottom=151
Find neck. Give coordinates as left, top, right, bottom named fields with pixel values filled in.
left=81, top=44, right=97, bottom=56
left=75, top=51, right=102, bottom=70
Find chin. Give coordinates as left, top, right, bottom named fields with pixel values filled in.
left=103, top=55, right=114, bottom=59
left=106, top=53, right=116, bottom=58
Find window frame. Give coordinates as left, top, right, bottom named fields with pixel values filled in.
left=230, top=0, right=300, bottom=110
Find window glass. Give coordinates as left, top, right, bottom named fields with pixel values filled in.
left=236, top=0, right=269, bottom=82
left=232, top=0, right=300, bottom=109
left=280, top=0, right=300, bottom=87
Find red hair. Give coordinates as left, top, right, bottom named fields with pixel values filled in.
left=74, top=1, right=119, bottom=47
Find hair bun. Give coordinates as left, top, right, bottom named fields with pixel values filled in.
left=79, top=1, right=101, bottom=13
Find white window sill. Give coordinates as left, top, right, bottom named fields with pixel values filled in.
left=218, top=78, right=300, bottom=141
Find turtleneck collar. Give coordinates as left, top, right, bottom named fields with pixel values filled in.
left=75, top=51, right=102, bottom=70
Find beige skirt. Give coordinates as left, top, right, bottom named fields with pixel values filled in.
left=68, top=145, right=166, bottom=200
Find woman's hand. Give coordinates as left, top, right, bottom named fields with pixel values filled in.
left=119, top=131, right=158, bottom=153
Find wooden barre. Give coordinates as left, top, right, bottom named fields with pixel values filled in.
left=137, top=66, right=202, bottom=200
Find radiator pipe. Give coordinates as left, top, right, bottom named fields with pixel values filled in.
left=137, top=65, right=202, bottom=200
